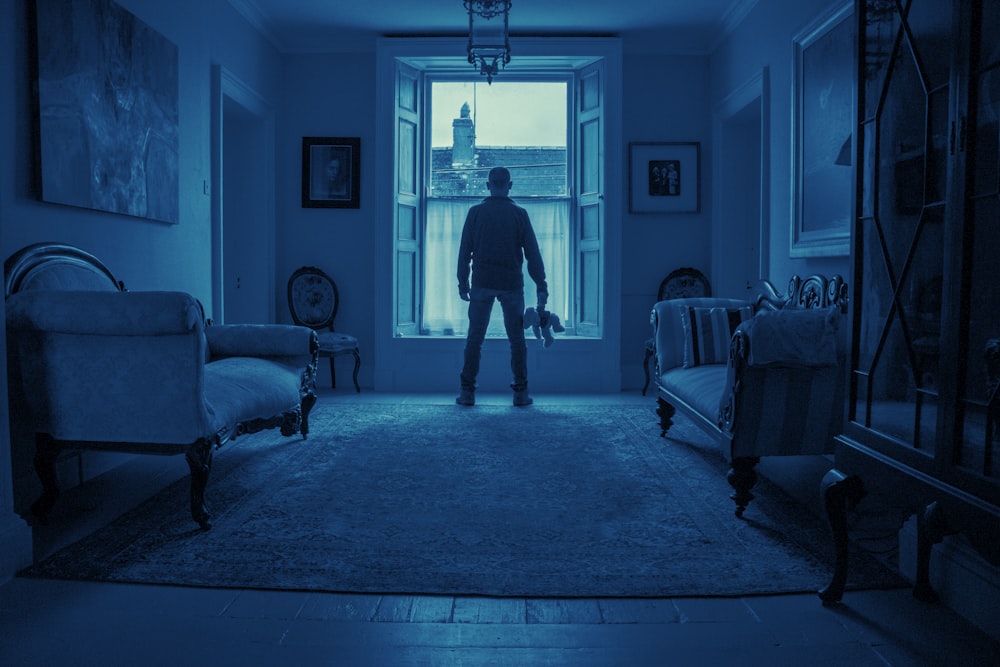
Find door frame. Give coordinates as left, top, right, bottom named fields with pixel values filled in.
left=712, top=67, right=770, bottom=297
left=210, top=65, right=276, bottom=324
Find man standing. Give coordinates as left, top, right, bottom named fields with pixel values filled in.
left=456, top=166, right=548, bottom=407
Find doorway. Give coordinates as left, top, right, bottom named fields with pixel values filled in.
left=712, top=69, right=769, bottom=298
left=211, top=67, right=275, bottom=325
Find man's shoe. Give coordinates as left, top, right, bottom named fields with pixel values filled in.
left=456, top=390, right=475, bottom=406
left=513, top=390, right=533, bottom=407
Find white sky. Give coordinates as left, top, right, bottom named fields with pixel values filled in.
left=430, top=80, right=567, bottom=148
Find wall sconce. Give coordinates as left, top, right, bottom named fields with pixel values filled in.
left=465, top=0, right=511, bottom=85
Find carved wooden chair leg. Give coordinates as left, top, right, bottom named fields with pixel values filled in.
left=728, top=456, right=760, bottom=517
left=914, top=501, right=949, bottom=603
left=656, top=398, right=676, bottom=437
left=185, top=438, right=215, bottom=530
left=818, top=469, right=866, bottom=604
left=280, top=407, right=302, bottom=438
left=351, top=349, right=361, bottom=392
left=30, top=433, right=62, bottom=524
left=300, top=392, right=317, bottom=439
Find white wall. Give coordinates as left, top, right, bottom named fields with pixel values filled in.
left=620, top=51, right=714, bottom=389
left=0, top=0, right=281, bottom=302
left=0, top=0, right=282, bottom=581
left=270, top=44, right=711, bottom=392
left=709, top=0, right=852, bottom=282
left=273, top=52, right=377, bottom=389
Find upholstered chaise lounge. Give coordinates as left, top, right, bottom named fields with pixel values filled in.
left=4, top=243, right=319, bottom=529
left=650, top=275, right=848, bottom=516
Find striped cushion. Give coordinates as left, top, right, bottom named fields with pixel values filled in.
left=681, top=306, right=753, bottom=367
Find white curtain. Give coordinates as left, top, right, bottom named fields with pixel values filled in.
left=423, top=198, right=570, bottom=336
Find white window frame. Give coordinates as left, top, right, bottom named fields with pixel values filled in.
left=374, top=37, right=623, bottom=393
left=424, top=73, right=572, bottom=338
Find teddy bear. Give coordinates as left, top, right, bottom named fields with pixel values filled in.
left=522, top=307, right=565, bottom=348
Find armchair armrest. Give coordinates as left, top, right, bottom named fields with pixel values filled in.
left=206, top=324, right=318, bottom=362
left=739, top=306, right=842, bottom=368
left=5, top=290, right=213, bottom=444
left=718, top=310, right=846, bottom=457
left=6, top=290, right=201, bottom=335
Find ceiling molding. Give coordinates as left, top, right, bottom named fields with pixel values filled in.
left=710, top=0, right=759, bottom=52
left=721, top=0, right=760, bottom=34
left=227, top=0, right=283, bottom=51
left=227, top=0, right=751, bottom=56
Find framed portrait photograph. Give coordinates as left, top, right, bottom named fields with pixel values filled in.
left=302, top=136, right=360, bottom=208
left=629, top=142, right=700, bottom=213
left=791, top=2, right=853, bottom=257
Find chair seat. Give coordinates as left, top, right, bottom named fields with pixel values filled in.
left=316, top=331, right=358, bottom=354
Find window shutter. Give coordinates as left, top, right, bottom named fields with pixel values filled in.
left=394, top=61, right=422, bottom=336
left=574, top=61, right=603, bottom=337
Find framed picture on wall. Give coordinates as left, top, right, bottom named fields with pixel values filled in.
left=302, top=136, right=360, bottom=208
left=790, top=2, right=853, bottom=257
left=628, top=142, right=700, bottom=213
left=35, top=0, right=180, bottom=224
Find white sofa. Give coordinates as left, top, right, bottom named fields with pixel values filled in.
left=5, top=243, right=319, bottom=529
left=649, top=275, right=848, bottom=516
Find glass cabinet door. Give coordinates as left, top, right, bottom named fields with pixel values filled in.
left=961, top=1, right=1000, bottom=484
left=852, top=0, right=953, bottom=456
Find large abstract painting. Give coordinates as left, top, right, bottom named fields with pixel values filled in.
left=35, top=0, right=180, bottom=224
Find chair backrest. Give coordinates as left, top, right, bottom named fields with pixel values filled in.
left=657, top=267, right=711, bottom=302
left=287, top=266, right=340, bottom=331
left=4, top=242, right=125, bottom=296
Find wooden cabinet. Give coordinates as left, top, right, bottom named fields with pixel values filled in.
left=821, top=0, right=1000, bottom=603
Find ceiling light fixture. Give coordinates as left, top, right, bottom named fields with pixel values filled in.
left=464, top=0, right=511, bottom=85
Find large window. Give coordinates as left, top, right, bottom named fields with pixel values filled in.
left=393, top=57, right=605, bottom=339
left=424, top=80, right=569, bottom=336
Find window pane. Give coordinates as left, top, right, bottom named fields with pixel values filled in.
left=423, top=199, right=569, bottom=336
left=423, top=79, right=572, bottom=337
left=430, top=80, right=567, bottom=197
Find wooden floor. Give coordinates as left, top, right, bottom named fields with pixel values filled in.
left=2, top=391, right=998, bottom=666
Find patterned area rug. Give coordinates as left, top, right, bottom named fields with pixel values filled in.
left=22, top=402, right=906, bottom=597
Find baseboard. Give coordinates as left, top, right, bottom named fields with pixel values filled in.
left=0, top=511, right=32, bottom=583
left=899, top=516, right=1000, bottom=641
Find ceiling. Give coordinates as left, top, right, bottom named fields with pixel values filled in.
left=230, top=0, right=757, bottom=54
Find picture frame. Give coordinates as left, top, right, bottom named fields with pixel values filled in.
left=34, top=0, right=179, bottom=224
left=790, top=2, right=854, bottom=257
left=302, top=136, right=360, bottom=208
left=628, top=142, right=700, bottom=214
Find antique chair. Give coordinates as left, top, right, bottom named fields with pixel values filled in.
left=288, top=265, right=361, bottom=392
left=641, top=267, right=711, bottom=395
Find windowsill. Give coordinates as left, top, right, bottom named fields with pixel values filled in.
left=393, top=334, right=602, bottom=343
